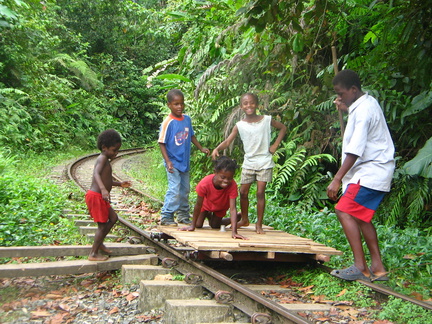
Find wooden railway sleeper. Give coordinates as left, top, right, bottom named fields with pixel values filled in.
left=251, top=312, right=272, bottom=324
left=215, top=290, right=234, bottom=304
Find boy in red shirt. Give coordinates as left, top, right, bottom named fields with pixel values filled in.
left=180, top=156, right=247, bottom=240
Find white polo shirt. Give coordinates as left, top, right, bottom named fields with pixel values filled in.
left=341, top=93, right=395, bottom=192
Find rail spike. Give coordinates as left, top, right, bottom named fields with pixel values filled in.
left=161, top=257, right=178, bottom=268
left=184, top=273, right=203, bottom=284
left=215, top=290, right=234, bottom=304
left=251, top=312, right=272, bottom=324
left=128, top=236, right=143, bottom=244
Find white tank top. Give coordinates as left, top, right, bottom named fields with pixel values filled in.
left=236, top=115, right=274, bottom=170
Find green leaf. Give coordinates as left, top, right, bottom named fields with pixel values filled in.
left=236, top=7, right=248, bottom=16
left=0, top=4, right=17, bottom=20
left=402, top=90, right=432, bottom=118
left=404, top=137, right=432, bottom=178
left=292, top=33, right=304, bottom=52
left=166, top=11, right=188, bottom=19
left=155, top=74, right=192, bottom=83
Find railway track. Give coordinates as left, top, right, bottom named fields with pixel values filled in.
left=66, top=148, right=432, bottom=323
left=69, top=149, right=312, bottom=323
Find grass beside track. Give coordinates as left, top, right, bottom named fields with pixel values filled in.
left=0, top=148, right=430, bottom=323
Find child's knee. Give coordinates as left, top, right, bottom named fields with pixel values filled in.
left=240, top=191, right=249, bottom=200
left=256, top=191, right=265, bottom=200
left=109, top=211, right=118, bottom=223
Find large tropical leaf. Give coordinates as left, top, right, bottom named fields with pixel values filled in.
left=401, top=90, right=432, bottom=118
left=404, top=137, right=432, bottom=178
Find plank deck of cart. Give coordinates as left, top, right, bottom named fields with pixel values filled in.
left=157, top=223, right=342, bottom=263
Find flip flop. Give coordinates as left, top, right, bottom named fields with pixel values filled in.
left=369, top=267, right=389, bottom=281
left=331, top=265, right=371, bottom=281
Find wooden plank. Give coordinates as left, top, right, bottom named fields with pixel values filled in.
left=157, top=223, right=342, bottom=256
left=0, top=243, right=149, bottom=258
left=160, top=227, right=313, bottom=241
left=159, top=224, right=274, bottom=231
left=188, top=242, right=342, bottom=255
left=239, top=242, right=321, bottom=248
left=0, top=254, right=158, bottom=278
left=162, top=232, right=314, bottom=245
left=179, top=238, right=313, bottom=244
left=168, top=231, right=310, bottom=239
left=188, top=241, right=341, bottom=254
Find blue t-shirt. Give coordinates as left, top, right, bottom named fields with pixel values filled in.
left=158, top=114, right=195, bottom=172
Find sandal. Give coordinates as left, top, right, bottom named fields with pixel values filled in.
left=369, top=267, right=389, bottom=281
left=331, top=265, right=371, bottom=281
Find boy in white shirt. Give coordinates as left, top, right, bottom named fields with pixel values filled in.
left=327, top=69, right=395, bottom=281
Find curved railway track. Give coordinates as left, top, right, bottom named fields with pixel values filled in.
left=68, top=148, right=432, bottom=323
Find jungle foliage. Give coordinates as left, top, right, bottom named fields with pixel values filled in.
left=0, top=0, right=431, bottom=227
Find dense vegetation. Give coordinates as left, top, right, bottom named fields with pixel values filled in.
left=1, top=0, right=431, bottom=227
left=0, top=1, right=431, bottom=320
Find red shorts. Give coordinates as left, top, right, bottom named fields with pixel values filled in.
left=336, top=183, right=385, bottom=223
left=85, top=190, right=110, bottom=223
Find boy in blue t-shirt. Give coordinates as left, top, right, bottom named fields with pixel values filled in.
left=158, top=89, right=209, bottom=225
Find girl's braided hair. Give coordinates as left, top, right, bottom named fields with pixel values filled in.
left=213, top=156, right=239, bottom=173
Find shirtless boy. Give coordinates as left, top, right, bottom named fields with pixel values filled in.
left=85, top=129, right=131, bottom=261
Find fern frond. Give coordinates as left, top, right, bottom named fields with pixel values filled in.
left=194, top=53, right=244, bottom=98
left=315, top=98, right=336, bottom=112
left=300, top=153, right=336, bottom=169
left=274, top=148, right=306, bottom=192
left=0, top=88, right=28, bottom=96
left=51, top=54, right=102, bottom=90
left=388, top=175, right=406, bottom=225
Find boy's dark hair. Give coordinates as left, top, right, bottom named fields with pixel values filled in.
left=213, top=156, right=239, bottom=173
left=332, top=69, right=362, bottom=91
left=240, top=92, right=259, bottom=104
left=97, top=129, right=122, bottom=150
left=167, top=89, right=184, bottom=103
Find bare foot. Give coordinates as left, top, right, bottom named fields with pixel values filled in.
left=255, top=225, right=265, bottom=234
left=88, top=254, right=109, bottom=261
left=99, top=244, right=113, bottom=254
left=237, top=219, right=250, bottom=227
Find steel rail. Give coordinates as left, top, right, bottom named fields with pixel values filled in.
left=318, top=265, right=432, bottom=311
left=68, top=148, right=313, bottom=324
left=68, top=149, right=432, bottom=321
left=118, top=216, right=311, bottom=324
left=68, top=148, right=145, bottom=192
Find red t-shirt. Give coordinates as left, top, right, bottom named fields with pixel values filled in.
left=196, top=174, right=238, bottom=217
